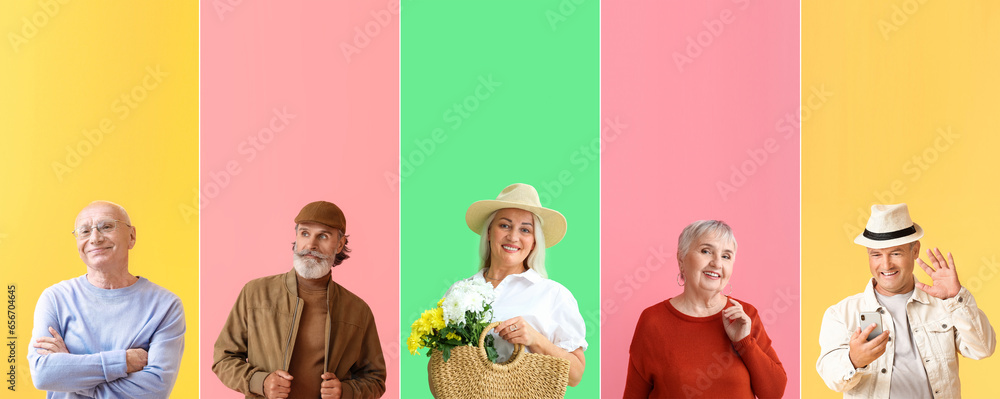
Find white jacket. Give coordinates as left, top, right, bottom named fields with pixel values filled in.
left=816, top=279, right=995, bottom=398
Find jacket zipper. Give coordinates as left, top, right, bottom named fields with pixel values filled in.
left=282, top=297, right=301, bottom=370
left=324, top=297, right=331, bottom=373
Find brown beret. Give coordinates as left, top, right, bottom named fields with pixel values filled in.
left=294, top=201, right=346, bottom=233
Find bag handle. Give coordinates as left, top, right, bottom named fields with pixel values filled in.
left=478, top=321, right=525, bottom=370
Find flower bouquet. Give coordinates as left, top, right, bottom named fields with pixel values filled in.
left=408, top=279, right=498, bottom=362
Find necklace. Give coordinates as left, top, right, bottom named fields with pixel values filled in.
left=483, top=266, right=513, bottom=281
left=484, top=268, right=504, bottom=281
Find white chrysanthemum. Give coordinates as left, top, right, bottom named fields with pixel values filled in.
left=442, top=280, right=495, bottom=326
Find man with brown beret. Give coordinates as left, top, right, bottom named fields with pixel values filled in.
left=213, top=201, right=386, bottom=399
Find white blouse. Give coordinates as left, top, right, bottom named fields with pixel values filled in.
left=448, top=268, right=588, bottom=362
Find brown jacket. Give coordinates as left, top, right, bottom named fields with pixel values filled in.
left=213, top=269, right=386, bottom=398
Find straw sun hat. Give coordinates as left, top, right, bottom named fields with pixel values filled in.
left=465, top=183, right=567, bottom=247
left=854, top=203, right=924, bottom=249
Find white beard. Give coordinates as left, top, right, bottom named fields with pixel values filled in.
left=293, top=253, right=331, bottom=279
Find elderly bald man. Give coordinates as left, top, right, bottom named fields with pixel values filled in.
left=27, top=201, right=185, bottom=399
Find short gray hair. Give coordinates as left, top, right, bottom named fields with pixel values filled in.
left=677, top=220, right=737, bottom=259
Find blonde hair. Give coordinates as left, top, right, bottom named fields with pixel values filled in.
left=478, top=210, right=548, bottom=278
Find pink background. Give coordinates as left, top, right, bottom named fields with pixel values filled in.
left=601, top=1, right=800, bottom=397
left=199, top=1, right=399, bottom=398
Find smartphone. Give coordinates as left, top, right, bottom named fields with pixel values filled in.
left=858, top=311, right=883, bottom=341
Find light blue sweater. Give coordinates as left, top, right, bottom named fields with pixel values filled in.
left=27, top=275, right=185, bottom=399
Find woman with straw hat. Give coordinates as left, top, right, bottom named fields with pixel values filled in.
left=623, top=220, right=787, bottom=398
left=449, top=183, right=587, bottom=387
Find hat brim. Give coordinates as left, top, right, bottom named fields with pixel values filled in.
left=854, top=223, right=924, bottom=249
left=466, top=200, right=567, bottom=247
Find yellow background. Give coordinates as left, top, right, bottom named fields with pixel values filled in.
left=1, top=1, right=198, bottom=397
left=803, top=1, right=1000, bottom=397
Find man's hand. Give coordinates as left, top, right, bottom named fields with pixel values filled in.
left=263, top=370, right=293, bottom=399
left=126, top=348, right=148, bottom=373
left=722, top=298, right=752, bottom=342
left=32, top=326, right=69, bottom=355
left=848, top=323, right=889, bottom=369
left=916, top=248, right=962, bottom=299
left=320, top=372, right=342, bottom=399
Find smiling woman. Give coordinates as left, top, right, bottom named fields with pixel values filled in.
left=430, top=183, right=588, bottom=393
left=623, top=220, right=787, bottom=399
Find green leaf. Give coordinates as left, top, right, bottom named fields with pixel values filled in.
left=442, top=346, right=452, bottom=362
left=484, top=335, right=498, bottom=363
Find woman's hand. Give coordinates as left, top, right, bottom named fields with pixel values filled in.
left=722, top=298, right=751, bottom=342
left=495, top=316, right=586, bottom=387
left=495, top=316, right=542, bottom=348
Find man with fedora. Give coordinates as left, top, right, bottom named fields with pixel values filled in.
left=213, top=201, right=386, bottom=399
left=817, top=203, right=996, bottom=398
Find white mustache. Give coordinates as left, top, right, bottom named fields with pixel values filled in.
left=294, top=248, right=330, bottom=260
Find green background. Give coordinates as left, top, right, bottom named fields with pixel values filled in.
left=399, top=1, right=600, bottom=397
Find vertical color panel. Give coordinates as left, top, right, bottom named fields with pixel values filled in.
left=802, top=2, right=1000, bottom=397
left=399, top=1, right=600, bottom=397
left=199, top=1, right=400, bottom=397
left=1, top=2, right=199, bottom=397
left=601, top=0, right=801, bottom=397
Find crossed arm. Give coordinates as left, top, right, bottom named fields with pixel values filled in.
left=27, top=292, right=186, bottom=398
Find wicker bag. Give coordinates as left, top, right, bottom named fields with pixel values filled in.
left=428, top=321, right=571, bottom=399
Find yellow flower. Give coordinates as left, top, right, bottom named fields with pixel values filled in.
left=407, top=301, right=457, bottom=356
left=410, top=317, right=428, bottom=337
left=445, top=332, right=461, bottom=341
left=407, top=334, right=423, bottom=355
left=429, top=307, right=446, bottom=330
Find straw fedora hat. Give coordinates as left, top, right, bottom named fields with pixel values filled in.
left=465, top=183, right=567, bottom=247
left=854, top=203, right=924, bottom=249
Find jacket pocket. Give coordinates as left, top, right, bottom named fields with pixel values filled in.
left=923, top=318, right=959, bottom=363
left=247, top=308, right=295, bottom=370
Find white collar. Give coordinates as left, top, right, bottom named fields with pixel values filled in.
left=477, top=268, right=543, bottom=284
left=864, top=277, right=932, bottom=307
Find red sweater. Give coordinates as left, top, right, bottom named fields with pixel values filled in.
left=623, top=298, right=786, bottom=398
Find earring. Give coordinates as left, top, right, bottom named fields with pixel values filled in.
left=725, top=282, right=733, bottom=297
left=676, top=272, right=685, bottom=287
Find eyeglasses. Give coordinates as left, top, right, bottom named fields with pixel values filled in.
left=72, top=219, right=131, bottom=239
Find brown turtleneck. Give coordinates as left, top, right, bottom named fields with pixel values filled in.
left=287, top=272, right=329, bottom=399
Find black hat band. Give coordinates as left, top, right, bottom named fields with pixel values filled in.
left=862, top=225, right=917, bottom=241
